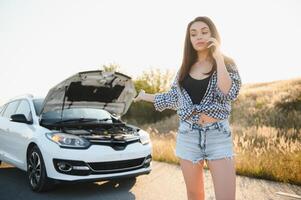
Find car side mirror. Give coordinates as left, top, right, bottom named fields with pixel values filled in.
left=10, top=114, right=32, bottom=124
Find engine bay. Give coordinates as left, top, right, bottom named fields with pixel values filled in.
left=59, top=123, right=141, bottom=142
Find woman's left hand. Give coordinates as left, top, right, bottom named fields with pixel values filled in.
left=207, top=37, right=223, bottom=61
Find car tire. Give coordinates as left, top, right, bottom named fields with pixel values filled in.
left=27, top=146, right=54, bottom=192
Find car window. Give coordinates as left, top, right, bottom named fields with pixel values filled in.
left=15, top=100, right=33, bottom=122
left=2, top=100, right=20, bottom=118
left=0, top=104, right=7, bottom=116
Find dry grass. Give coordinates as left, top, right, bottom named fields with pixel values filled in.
left=233, top=77, right=301, bottom=129
left=232, top=125, right=301, bottom=185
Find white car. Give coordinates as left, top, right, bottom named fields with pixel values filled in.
left=0, top=70, right=152, bottom=192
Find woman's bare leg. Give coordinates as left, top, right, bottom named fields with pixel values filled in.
left=179, top=158, right=205, bottom=200
left=206, top=156, right=236, bottom=200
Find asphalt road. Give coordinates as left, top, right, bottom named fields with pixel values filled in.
left=0, top=161, right=300, bottom=200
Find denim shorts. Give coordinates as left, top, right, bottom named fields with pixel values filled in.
left=175, top=118, right=236, bottom=165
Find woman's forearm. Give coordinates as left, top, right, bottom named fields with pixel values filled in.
left=141, top=92, right=156, bottom=103
left=216, top=57, right=232, bottom=94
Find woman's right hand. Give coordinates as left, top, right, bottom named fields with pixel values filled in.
left=133, top=89, right=146, bottom=102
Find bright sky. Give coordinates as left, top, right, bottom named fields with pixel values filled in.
left=1, top=0, right=301, bottom=103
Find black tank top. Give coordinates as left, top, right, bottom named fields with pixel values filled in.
left=182, top=73, right=211, bottom=104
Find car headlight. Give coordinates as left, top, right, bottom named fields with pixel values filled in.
left=46, top=132, right=90, bottom=149
left=138, top=129, right=150, bottom=145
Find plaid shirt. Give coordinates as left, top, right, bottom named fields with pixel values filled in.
left=153, top=63, right=242, bottom=124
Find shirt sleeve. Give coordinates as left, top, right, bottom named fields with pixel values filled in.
left=153, top=73, right=179, bottom=112
left=215, top=64, right=242, bottom=102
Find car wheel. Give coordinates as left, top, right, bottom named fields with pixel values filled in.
left=27, top=146, right=53, bottom=192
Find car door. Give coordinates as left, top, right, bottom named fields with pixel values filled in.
left=8, top=99, right=34, bottom=167
left=0, top=100, right=20, bottom=163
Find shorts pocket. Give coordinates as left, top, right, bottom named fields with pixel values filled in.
left=178, top=121, right=192, bottom=134
left=178, top=127, right=190, bottom=134
left=221, top=123, right=232, bottom=137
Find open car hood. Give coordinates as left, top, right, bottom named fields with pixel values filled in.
left=40, top=70, right=137, bottom=117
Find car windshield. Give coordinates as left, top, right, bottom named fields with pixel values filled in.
left=41, top=107, right=113, bottom=124
left=33, top=99, right=43, bottom=116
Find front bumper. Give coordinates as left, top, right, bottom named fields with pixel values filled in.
left=40, top=139, right=152, bottom=181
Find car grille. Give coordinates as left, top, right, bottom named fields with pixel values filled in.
left=87, top=157, right=147, bottom=174
left=86, top=137, right=140, bottom=151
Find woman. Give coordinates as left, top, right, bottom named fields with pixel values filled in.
left=134, top=16, right=241, bottom=200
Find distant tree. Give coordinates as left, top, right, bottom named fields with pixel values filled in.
left=121, top=67, right=177, bottom=125
left=134, top=67, right=175, bottom=94
left=100, top=64, right=175, bottom=94
left=101, top=63, right=121, bottom=72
